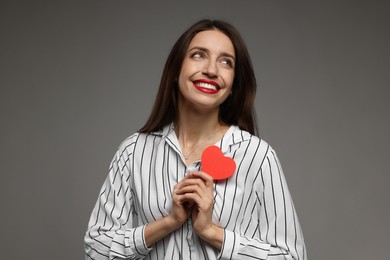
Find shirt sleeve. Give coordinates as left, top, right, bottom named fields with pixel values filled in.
left=84, top=137, right=153, bottom=260
left=218, top=148, right=307, bottom=260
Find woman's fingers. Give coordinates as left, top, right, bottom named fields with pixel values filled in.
left=177, top=178, right=205, bottom=192
left=178, top=171, right=214, bottom=191
left=176, top=172, right=214, bottom=211
left=186, top=171, right=214, bottom=185
left=177, top=179, right=211, bottom=200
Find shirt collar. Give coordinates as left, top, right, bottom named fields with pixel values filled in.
left=150, top=123, right=252, bottom=155
left=149, top=123, right=182, bottom=156
left=149, top=123, right=175, bottom=137
left=216, top=125, right=252, bottom=153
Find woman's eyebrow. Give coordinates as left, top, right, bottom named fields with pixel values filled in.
left=188, top=46, right=208, bottom=53
left=188, top=46, right=235, bottom=60
left=221, top=52, right=235, bottom=61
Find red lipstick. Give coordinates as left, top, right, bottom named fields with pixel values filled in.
left=193, top=79, right=220, bottom=94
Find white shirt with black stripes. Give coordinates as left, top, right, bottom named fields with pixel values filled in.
left=84, top=124, right=307, bottom=260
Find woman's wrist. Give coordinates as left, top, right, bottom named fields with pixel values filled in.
left=164, top=214, right=186, bottom=232
left=144, top=215, right=184, bottom=247
left=197, top=224, right=224, bottom=250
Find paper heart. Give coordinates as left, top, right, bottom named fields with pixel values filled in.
left=201, top=145, right=236, bottom=180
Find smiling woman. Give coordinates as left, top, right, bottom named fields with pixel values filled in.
left=84, top=19, right=307, bottom=260
left=178, top=30, right=235, bottom=113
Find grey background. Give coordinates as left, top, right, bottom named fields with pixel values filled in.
left=1, top=0, right=389, bottom=259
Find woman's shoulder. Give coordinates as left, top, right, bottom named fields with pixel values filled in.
left=230, top=125, right=277, bottom=158
left=229, top=125, right=269, bottom=146
left=113, top=132, right=140, bottom=157
left=116, top=125, right=171, bottom=154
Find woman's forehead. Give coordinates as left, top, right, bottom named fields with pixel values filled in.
left=188, top=30, right=235, bottom=57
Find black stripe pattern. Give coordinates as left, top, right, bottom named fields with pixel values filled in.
left=84, top=124, right=307, bottom=259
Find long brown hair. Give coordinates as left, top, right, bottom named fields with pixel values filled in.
left=139, top=19, right=258, bottom=135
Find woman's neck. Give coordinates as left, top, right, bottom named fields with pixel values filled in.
left=175, top=106, right=228, bottom=165
left=176, top=106, right=220, bottom=142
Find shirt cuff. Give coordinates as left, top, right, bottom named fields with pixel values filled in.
left=217, top=229, right=271, bottom=260
left=134, top=225, right=153, bottom=254
left=111, top=225, right=152, bottom=258
left=218, top=229, right=239, bottom=259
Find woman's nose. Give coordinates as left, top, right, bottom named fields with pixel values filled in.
left=202, top=60, right=218, bottom=78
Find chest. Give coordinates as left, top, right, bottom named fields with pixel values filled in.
left=129, top=145, right=259, bottom=229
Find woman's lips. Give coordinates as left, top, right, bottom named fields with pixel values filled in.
left=193, top=80, right=220, bottom=94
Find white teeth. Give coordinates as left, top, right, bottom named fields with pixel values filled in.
left=196, top=82, right=217, bottom=90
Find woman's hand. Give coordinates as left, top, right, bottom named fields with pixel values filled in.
left=144, top=182, right=192, bottom=247
left=177, top=171, right=224, bottom=249
left=167, top=182, right=193, bottom=227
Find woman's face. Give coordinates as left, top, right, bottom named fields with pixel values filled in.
left=178, top=29, right=235, bottom=111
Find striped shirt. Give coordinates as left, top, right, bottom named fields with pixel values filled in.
left=84, top=124, right=307, bottom=260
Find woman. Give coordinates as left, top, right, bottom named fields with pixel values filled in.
left=84, top=19, right=307, bottom=260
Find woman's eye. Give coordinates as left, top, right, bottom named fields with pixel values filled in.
left=191, top=52, right=204, bottom=59
left=221, top=59, right=234, bottom=67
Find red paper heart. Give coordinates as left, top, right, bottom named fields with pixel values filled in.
left=201, top=146, right=236, bottom=180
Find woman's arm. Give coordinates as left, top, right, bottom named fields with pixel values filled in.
left=218, top=150, right=307, bottom=260
left=84, top=147, right=150, bottom=260
left=177, top=150, right=306, bottom=260
left=84, top=138, right=190, bottom=259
